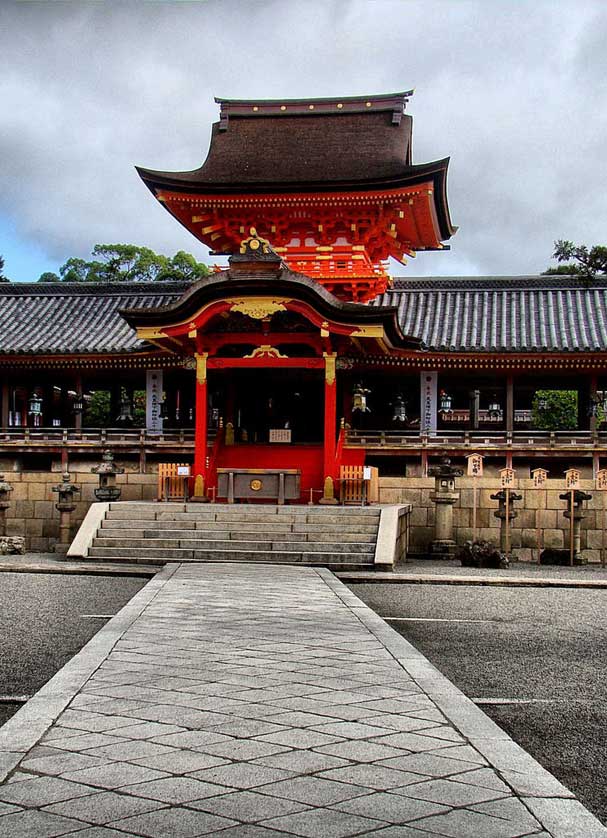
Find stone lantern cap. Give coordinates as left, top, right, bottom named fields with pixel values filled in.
left=0, top=474, right=13, bottom=495
left=92, top=449, right=125, bottom=475
left=52, top=471, right=80, bottom=496
left=428, top=457, right=464, bottom=478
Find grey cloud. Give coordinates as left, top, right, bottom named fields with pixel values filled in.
left=0, top=0, right=606, bottom=277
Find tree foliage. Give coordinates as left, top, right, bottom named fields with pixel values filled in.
left=531, top=390, right=578, bottom=431
left=37, top=244, right=210, bottom=283
left=0, top=255, right=9, bottom=283
left=544, top=240, right=607, bottom=279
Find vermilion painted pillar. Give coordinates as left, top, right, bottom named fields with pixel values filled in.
left=193, top=352, right=209, bottom=500
left=320, top=352, right=338, bottom=504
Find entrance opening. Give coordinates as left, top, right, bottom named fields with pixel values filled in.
left=218, top=370, right=323, bottom=444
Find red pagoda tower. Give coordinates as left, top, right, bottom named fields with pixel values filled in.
left=134, top=92, right=456, bottom=502
left=137, top=92, right=455, bottom=303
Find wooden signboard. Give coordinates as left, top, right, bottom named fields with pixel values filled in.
left=564, top=468, right=581, bottom=566
left=466, top=453, right=483, bottom=540
left=531, top=468, right=548, bottom=562
left=596, top=468, right=607, bottom=568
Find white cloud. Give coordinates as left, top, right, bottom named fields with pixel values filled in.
left=0, top=0, right=606, bottom=277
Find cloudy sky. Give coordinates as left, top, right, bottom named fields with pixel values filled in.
left=1, top=0, right=606, bottom=282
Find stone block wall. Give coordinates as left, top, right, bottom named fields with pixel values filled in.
left=4, top=468, right=157, bottom=552
left=379, top=476, right=607, bottom=563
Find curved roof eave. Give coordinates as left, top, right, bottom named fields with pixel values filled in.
left=120, top=268, right=420, bottom=350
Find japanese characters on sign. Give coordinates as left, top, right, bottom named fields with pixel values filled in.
left=467, top=453, right=483, bottom=478
left=531, top=468, right=548, bottom=488
left=596, top=469, right=607, bottom=491
left=565, top=468, right=581, bottom=490
left=500, top=467, right=516, bottom=488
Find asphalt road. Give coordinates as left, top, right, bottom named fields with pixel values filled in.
left=0, top=572, right=146, bottom=727
left=347, top=582, right=607, bottom=825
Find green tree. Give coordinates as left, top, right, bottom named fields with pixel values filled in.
left=0, top=255, right=9, bottom=283
left=532, top=390, right=578, bottom=430
left=40, top=244, right=210, bottom=283
left=544, top=240, right=607, bottom=279
left=37, top=271, right=60, bottom=283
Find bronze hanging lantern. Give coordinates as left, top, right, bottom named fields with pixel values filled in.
left=116, top=389, right=133, bottom=426
left=352, top=383, right=371, bottom=414
left=28, top=392, right=43, bottom=426
left=487, top=395, right=503, bottom=421
left=391, top=393, right=407, bottom=424
left=72, top=392, right=84, bottom=415
left=439, top=390, right=452, bottom=414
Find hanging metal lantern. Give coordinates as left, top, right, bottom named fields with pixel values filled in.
left=159, top=392, right=169, bottom=420
left=352, top=383, right=371, bottom=414
left=116, top=389, right=133, bottom=426
left=28, top=392, right=43, bottom=416
left=487, top=396, right=503, bottom=421
left=439, top=390, right=452, bottom=414
left=391, top=393, right=407, bottom=423
left=72, top=392, right=84, bottom=415
left=587, top=395, right=600, bottom=418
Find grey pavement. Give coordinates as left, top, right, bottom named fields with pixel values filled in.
left=0, top=562, right=605, bottom=837
left=339, top=559, right=607, bottom=588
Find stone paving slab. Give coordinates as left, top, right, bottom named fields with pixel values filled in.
left=0, top=562, right=605, bottom=837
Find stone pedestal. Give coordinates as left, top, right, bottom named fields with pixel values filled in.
left=491, top=489, right=522, bottom=556
left=53, top=471, right=80, bottom=553
left=560, top=489, right=592, bottom=563
left=428, top=458, right=463, bottom=558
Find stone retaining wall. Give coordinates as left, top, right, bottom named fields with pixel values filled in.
left=4, top=469, right=157, bottom=552
left=379, top=476, right=607, bottom=562
left=6, top=467, right=607, bottom=560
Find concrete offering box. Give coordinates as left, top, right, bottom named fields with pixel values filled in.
left=217, top=468, right=301, bottom=504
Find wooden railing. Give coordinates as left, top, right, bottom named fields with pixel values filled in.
left=345, top=429, right=607, bottom=450
left=0, top=427, right=196, bottom=447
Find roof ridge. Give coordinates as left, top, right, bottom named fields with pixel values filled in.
left=0, top=281, right=193, bottom=296
left=389, top=276, right=607, bottom=290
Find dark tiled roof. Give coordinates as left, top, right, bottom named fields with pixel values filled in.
left=1, top=275, right=606, bottom=356
left=373, top=276, right=607, bottom=352
left=0, top=282, right=189, bottom=354
left=135, top=92, right=456, bottom=230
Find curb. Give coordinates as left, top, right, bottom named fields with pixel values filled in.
left=0, top=561, right=157, bottom=577
left=337, top=571, right=607, bottom=589
left=0, top=563, right=178, bottom=784
left=318, top=567, right=607, bottom=837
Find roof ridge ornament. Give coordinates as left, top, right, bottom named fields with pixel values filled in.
left=239, top=228, right=275, bottom=258
left=228, top=229, right=284, bottom=275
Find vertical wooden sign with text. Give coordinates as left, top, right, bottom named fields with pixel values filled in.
left=596, top=468, right=607, bottom=568
left=565, top=468, right=581, bottom=567
left=467, top=453, right=483, bottom=541
left=500, top=468, right=516, bottom=556
left=531, top=468, right=548, bottom=563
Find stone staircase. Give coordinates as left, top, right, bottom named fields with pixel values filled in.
left=85, top=502, right=381, bottom=571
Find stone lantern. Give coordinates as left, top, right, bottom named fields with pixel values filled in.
left=92, top=449, right=124, bottom=502
left=53, top=471, right=80, bottom=550
left=0, top=473, right=13, bottom=537
left=490, top=489, right=523, bottom=555
left=428, top=457, right=463, bottom=557
left=560, top=489, right=593, bottom=563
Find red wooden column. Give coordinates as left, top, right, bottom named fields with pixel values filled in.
left=193, top=351, right=209, bottom=501
left=320, top=352, right=338, bottom=504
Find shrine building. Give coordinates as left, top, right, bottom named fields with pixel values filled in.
left=2, top=91, right=607, bottom=517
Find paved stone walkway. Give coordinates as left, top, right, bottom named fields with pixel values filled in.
left=0, top=563, right=605, bottom=837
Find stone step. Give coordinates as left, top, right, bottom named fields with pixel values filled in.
left=108, top=502, right=380, bottom=517
left=91, top=538, right=375, bottom=555
left=82, top=554, right=375, bottom=570
left=99, top=524, right=378, bottom=541
left=88, top=545, right=373, bottom=566
left=104, top=511, right=380, bottom=528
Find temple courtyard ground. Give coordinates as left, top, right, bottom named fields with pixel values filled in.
left=0, top=562, right=606, bottom=836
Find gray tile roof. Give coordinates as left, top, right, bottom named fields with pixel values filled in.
left=373, top=276, right=607, bottom=352
left=0, top=282, right=189, bottom=354
left=0, top=276, right=605, bottom=356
